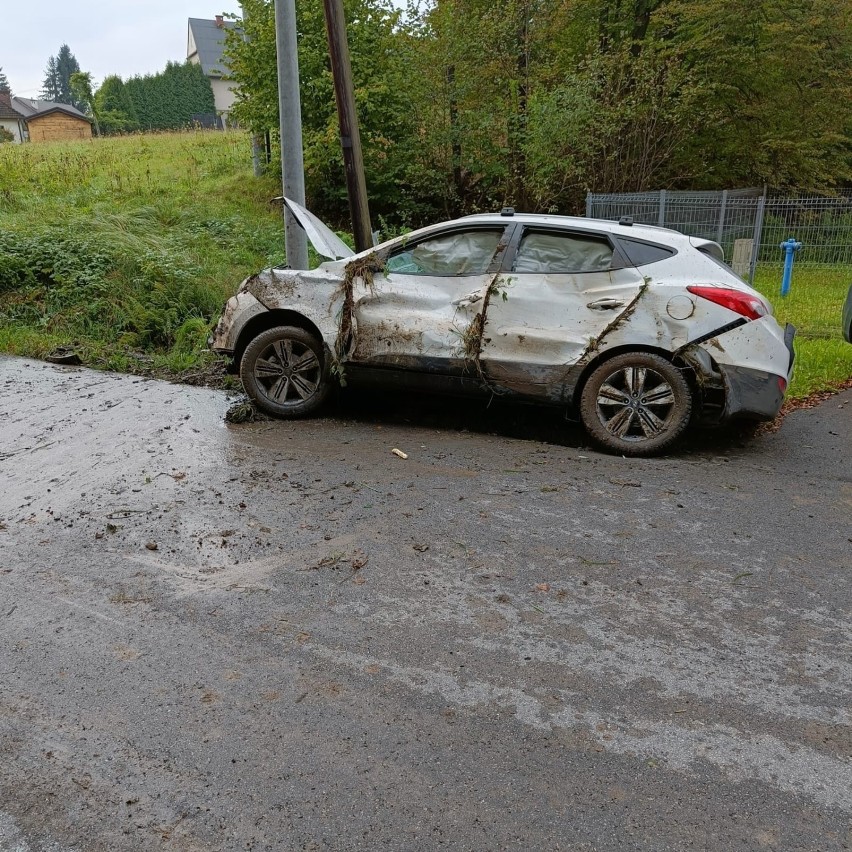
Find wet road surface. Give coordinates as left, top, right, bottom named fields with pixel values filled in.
left=1, top=355, right=850, bottom=851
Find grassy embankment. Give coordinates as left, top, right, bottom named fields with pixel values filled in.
left=0, top=131, right=850, bottom=398
left=0, top=131, right=286, bottom=380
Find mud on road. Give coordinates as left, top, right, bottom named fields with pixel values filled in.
left=1, top=356, right=850, bottom=851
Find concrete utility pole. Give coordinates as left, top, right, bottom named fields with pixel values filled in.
left=322, top=0, right=373, bottom=252
left=274, top=0, right=309, bottom=270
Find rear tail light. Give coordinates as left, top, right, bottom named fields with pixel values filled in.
left=687, top=286, right=768, bottom=320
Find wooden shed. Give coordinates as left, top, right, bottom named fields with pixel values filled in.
left=8, top=97, right=92, bottom=143
left=25, top=108, right=92, bottom=142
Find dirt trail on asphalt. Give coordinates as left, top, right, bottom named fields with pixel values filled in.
left=1, top=356, right=850, bottom=851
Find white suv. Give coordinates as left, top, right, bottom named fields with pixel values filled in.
left=210, top=200, right=795, bottom=456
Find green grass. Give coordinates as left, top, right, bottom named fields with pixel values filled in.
left=753, top=265, right=852, bottom=397
left=0, top=130, right=288, bottom=377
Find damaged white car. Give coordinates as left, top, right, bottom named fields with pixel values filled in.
left=210, top=199, right=795, bottom=456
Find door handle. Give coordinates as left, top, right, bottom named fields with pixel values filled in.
left=587, top=298, right=625, bottom=310
left=452, top=291, right=483, bottom=307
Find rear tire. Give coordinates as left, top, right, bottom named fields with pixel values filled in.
left=579, top=352, right=693, bottom=456
left=240, top=326, right=330, bottom=419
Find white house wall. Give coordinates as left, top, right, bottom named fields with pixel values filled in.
left=210, top=77, right=237, bottom=122
left=0, top=118, right=24, bottom=143
left=187, top=29, right=198, bottom=60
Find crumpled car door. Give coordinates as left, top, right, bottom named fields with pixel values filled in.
left=348, top=226, right=513, bottom=375
left=480, top=227, right=647, bottom=402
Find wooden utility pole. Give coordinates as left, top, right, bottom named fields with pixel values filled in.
left=274, top=0, right=309, bottom=269
left=322, top=0, right=373, bottom=252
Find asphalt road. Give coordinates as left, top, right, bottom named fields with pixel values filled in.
left=1, top=356, right=850, bottom=851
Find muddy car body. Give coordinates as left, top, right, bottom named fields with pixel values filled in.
left=211, top=200, right=795, bottom=456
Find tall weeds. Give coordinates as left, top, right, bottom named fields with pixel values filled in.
left=0, top=131, right=285, bottom=373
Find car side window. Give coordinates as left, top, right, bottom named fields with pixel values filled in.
left=386, top=229, right=503, bottom=276
left=617, top=238, right=675, bottom=267
left=513, top=230, right=613, bottom=273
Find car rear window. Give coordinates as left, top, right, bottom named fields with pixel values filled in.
left=617, top=238, right=675, bottom=267
left=513, top=231, right=613, bottom=273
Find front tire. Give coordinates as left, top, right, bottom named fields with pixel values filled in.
left=579, top=352, right=693, bottom=456
left=240, top=326, right=330, bottom=418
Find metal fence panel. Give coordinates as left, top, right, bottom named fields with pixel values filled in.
left=758, top=196, right=852, bottom=267
left=587, top=189, right=852, bottom=269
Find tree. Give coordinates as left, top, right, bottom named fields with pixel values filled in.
left=94, top=75, right=139, bottom=134
left=403, top=0, right=572, bottom=213
left=41, top=45, right=83, bottom=108
left=41, top=55, right=59, bottom=101
left=0, top=67, right=11, bottom=95
left=223, top=0, right=851, bottom=226
left=223, top=0, right=423, bottom=224
left=70, top=71, right=99, bottom=135
left=664, top=0, right=852, bottom=189
left=124, top=63, right=215, bottom=131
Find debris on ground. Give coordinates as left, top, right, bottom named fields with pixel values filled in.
left=391, top=448, right=409, bottom=459
left=224, top=399, right=270, bottom=424
left=179, top=358, right=228, bottom=388
left=609, top=478, right=641, bottom=488
left=45, top=346, right=82, bottom=366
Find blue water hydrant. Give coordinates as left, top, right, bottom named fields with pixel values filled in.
left=779, top=237, right=802, bottom=297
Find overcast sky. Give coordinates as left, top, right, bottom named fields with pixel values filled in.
left=3, top=1, right=241, bottom=98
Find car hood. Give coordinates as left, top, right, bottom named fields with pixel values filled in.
left=281, top=197, right=355, bottom=261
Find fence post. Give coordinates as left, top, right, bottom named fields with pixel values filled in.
left=585, top=192, right=592, bottom=219
left=716, top=189, right=728, bottom=249
left=658, top=190, right=667, bottom=226
left=749, top=195, right=766, bottom=285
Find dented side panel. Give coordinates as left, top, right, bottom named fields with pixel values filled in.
left=209, top=291, right=267, bottom=353
left=695, top=316, right=793, bottom=379
left=583, top=289, right=746, bottom=356
left=244, top=266, right=347, bottom=348
left=478, top=268, right=646, bottom=399
left=350, top=272, right=492, bottom=371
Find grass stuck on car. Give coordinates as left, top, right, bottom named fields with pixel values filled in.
left=211, top=199, right=795, bottom=457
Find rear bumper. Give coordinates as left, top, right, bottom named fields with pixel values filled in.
left=718, top=322, right=795, bottom=421
left=688, top=317, right=794, bottom=422
left=784, top=322, right=796, bottom=370
left=719, top=364, right=787, bottom=420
